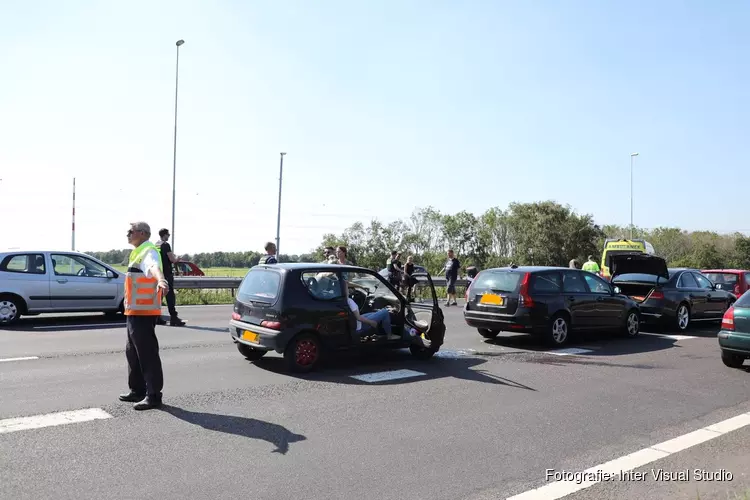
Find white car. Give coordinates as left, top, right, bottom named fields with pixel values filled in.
left=0, top=250, right=126, bottom=325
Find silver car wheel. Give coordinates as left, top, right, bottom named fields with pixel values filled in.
left=677, top=305, right=690, bottom=330
left=552, top=317, right=568, bottom=344
left=0, top=300, right=19, bottom=324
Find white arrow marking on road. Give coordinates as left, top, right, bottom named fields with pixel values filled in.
left=0, top=408, right=112, bottom=434
left=350, top=369, right=426, bottom=383
left=641, top=333, right=697, bottom=340
left=506, top=411, right=750, bottom=500
left=0, top=356, right=39, bottom=363
left=545, top=348, right=593, bottom=356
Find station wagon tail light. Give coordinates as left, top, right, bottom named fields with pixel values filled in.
left=261, top=320, right=282, bottom=330
left=649, top=290, right=665, bottom=300
left=231, top=312, right=241, bottom=321
left=721, top=307, right=734, bottom=331
left=518, top=272, right=534, bottom=308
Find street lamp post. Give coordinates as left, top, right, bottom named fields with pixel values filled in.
left=630, top=152, right=639, bottom=239
left=276, top=152, right=286, bottom=258
left=171, top=39, right=185, bottom=253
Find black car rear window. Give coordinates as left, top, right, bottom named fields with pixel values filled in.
left=238, top=269, right=281, bottom=303
left=472, top=271, right=522, bottom=293
left=531, top=273, right=561, bottom=293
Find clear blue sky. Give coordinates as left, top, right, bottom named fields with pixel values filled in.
left=1, top=0, right=748, bottom=255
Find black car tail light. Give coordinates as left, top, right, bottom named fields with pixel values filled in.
left=518, top=272, right=534, bottom=308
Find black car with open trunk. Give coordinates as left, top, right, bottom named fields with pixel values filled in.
left=228, top=263, right=445, bottom=372
left=463, top=265, right=641, bottom=346
left=609, top=254, right=736, bottom=332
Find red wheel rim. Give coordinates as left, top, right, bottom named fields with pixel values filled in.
left=295, top=339, right=318, bottom=366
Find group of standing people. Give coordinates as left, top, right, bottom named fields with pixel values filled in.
left=386, top=251, right=418, bottom=301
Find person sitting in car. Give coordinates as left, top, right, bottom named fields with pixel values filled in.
left=343, top=281, right=393, bottom=338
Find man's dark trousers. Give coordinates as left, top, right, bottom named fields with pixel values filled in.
left=164, top=275, right=178, bottom=319
left=125, top=315, right=163, bottom=399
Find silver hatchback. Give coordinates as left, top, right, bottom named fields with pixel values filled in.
left=0, top=250, right=126, bottom=325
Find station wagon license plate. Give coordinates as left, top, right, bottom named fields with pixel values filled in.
left=241, top=330, right=259, bottom=343
left=479, top=293, right=504, bottom=306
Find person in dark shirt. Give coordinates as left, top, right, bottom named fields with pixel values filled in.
left=258, top=242, right=278, bottom=265
left=386, top=251, right=403, bottom=290
left=156, top=228, right=185, bottom=326
left=444, top=249, right=461, bottom=306
left=403, top=255, right=417, bottom=302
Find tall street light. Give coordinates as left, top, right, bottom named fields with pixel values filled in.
left=171, top=39, right=185, bottom=253
left=276, top=152, right=286, bottom=258
left=630, top=152, right=639, bottom=239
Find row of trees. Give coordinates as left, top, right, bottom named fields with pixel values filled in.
left=87, top=201, right=750, bottom=274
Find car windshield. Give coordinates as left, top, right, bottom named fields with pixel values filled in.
left=703, top=273, right=738, bottom=289
left=237, top=269, right=281, bottom=303
left=472, top=271, right=522, bottom=293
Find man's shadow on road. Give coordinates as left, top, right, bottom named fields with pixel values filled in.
left=160, top=405, right=307, bottom=454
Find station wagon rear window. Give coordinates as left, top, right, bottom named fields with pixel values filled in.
left=238, top=269, right=281, bottom=303
left=472, top=271, right=522, bottom=293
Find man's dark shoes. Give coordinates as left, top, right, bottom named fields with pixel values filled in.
left=119, top=391, right=145, bottom=403
left=133, top=395, right=162, bottom=411
left=170, top=318, right=186, bottom=327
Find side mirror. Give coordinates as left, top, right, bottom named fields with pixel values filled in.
left=613, top=286, right=621, bottom=295
left=106, top=270, right=115, bottom=279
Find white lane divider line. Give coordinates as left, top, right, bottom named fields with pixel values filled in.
left=506, top=410, right=750, bottom=500
left=546, top=348, right=594, bottom=356
left=33, top=323, right=120, bottom=330
left=641, top=332, right=698, bottom=340
left=0, top=356, right=40, bottom=363
left=350, top=369, right=426, bottom=383
left=0, top=408, right=113, bottom=434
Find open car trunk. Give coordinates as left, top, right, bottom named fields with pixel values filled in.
left=615, top=282, right=656, bottom=303
left=610, top=253, right=669, bottom=303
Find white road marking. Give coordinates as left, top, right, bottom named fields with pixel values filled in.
left=506, top=409, right=750, bottom=500
left=350, top=369, right=426, bottom=383
left=0, top=408, right=112, bottom=434
left=641, top=333, right=698, bottom=340
left=546, top=348, right=593, bottom=356
left=0, top=356, right=39, bottom=363
left=33, top=323, right=120, bottom=330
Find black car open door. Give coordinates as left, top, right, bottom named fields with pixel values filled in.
left=405, top=272, right=446, bottom=353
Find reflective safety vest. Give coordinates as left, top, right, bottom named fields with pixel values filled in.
left=582, top=260, right=600, bottom=273
left=258, top=254, right=277, bottom=265
left=124, top=242, right=163, bottom=316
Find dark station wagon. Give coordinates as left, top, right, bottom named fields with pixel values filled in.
left=229, top=263, right=446, bottom=372
left=463, top=265, right=641, bottom=346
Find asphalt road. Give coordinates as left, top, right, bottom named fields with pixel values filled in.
left=1, top=304, right=749, bottom=500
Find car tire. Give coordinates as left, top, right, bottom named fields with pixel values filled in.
left=622, top=309, right=640, bottom=337
left=283, top=332, right=322, bottom=373
left=477, top=328, right=500, bottom=339
left=0, top=295, right=23, bottom=326
left=236, top=343, right=268, bottom=361
left=721, top=351, right=745, bottom=369
left=410, top=344, right=438, bottom=360
left=546, top=313, right=570, bottom=346
left=675, top=303, right=690, bottom=332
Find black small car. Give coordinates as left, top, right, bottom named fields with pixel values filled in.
left=229, top=263, right=446, bottom=372
left=609, top=254, right=736, bottom=331
left=463, top=265, right=641, bottom=346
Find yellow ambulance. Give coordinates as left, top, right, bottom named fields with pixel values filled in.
left=600, top=239, right=655, bottom=280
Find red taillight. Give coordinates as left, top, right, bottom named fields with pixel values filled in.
left=722, top=306, right=735, bottom=331
left=231, top=312, right=241, bottom=320
left=649, top=290, right=665, bottom=300
left=518, top=272, right=534, bottom=308
left=261, top=320, right=282, bottom=330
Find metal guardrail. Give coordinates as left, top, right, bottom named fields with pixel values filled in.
left=172, top=276, right=469, bottom=290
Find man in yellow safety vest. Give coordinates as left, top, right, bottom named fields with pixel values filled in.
left=118, top=221, right=169, bottom=411
left=582, top=255, right=601, bottom=274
